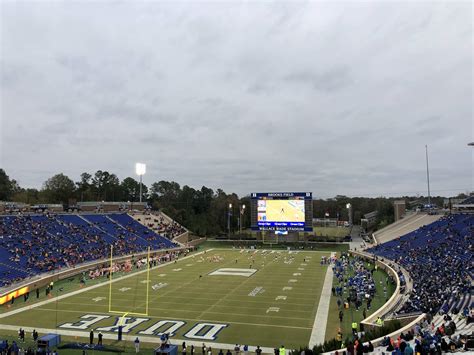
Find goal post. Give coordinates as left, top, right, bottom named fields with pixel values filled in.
left=108, top=245, right=151, bottom=317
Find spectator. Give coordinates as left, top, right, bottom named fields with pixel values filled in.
left=134, top=337, right=140, bottom=353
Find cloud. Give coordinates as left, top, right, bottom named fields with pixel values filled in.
left=283, top=67, right=353, bottom=92
left=0, top=1, right=472, bottom=197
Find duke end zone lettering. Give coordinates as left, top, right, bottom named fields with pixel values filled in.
left=59, top=314, right=228, bottom=341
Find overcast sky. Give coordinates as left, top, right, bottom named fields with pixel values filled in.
left=1, top=1, right=472, bottom=198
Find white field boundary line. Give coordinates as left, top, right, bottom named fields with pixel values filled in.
left=309, top=252, right=335, bottom=347
left=57, top=296, right=321, bottom=307
left=40, top=299, right=316, bottom=318
left=0, top=249, right=214, bottom=320
left=0, top=324, right=276, bottom=354
left=71, top=287, right=325, bottom=297
left=25, top=307, right=313, bottom=330
left=212, top=248, right=335, bottom=253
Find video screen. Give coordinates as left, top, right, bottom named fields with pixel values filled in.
left=257, top=199, right=305, bottom=222
left=250, top=192, right=313, bottom=232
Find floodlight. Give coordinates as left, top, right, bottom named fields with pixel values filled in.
left=135, top=163, right=146, bottom=176
left=346, top=203, right=351, bottom=209
left=229, top=203, right=232, bottom=208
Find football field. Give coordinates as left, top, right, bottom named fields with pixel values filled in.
left=0, top=249, right=333, bottom=350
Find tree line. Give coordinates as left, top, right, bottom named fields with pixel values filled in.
left=0, top=169, right=466, bottom=236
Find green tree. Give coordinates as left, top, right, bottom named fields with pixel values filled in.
left=42, top=173, right=76, bottom=204
left=91, top=170, right=121, bottom=201
left=76, top=172, right=94, bottom=201
left=12, top=188, right=40, bottom=204
left=120, top=177, right=148, bottom=202
left=0, top=169, right=20, bottom=201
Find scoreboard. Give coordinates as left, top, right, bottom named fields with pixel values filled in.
left=250, top=192, right=313, bottom=232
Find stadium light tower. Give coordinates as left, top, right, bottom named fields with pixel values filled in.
left=135, top=163, right=146, bottom=203
left=239, top=204, right=246, bottom=234
left=346, top=203, right=352, bottom=226
left=425, top=145, right=431, bottom=207
left=228, top=203, right=232, bottom=238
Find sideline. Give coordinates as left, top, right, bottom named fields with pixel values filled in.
left=0, top=324, right=276, bottom=354
left=0, top=249, right=213, bottom=320
left=309, top=252, right=335, bottom=347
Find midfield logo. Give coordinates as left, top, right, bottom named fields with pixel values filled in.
left=59, top=314, right=228, bottom=341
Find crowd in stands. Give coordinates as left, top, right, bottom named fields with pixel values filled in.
left=374, top=312, right=473, bottom=354
left=0, top=213, right=178, bottom=288
left=87, top=250, right=182, bottom=280
left=332, top=253, right=391, bottom=315
left=138, top=214, right=186, bottom=239
left=458, top=196, right=474, bottom=205
left=164, top=221, right=187, bottom=239
left=367, top=213, right=473, bottom=316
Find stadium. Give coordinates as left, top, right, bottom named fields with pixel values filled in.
left=1, top=1, right=473, bottom=354
left=0, top=181, right=472, bottom=354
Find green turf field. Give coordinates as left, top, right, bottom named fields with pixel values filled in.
left=0, top=249, right=333, bottom=350
left=311, top=227, right=349, bottom=238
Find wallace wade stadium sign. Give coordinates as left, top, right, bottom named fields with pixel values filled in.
left=59, top=314, right=228, bottom=341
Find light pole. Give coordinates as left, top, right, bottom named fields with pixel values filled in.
left=239, top=204, right=246, bottom=234
left=135, top=163, right=146, bottom=203
left=228, top=203, right=232, bottom=238
left=425, top=145, right=431, bottom=207
left=346, top=203, right=352, bottom=226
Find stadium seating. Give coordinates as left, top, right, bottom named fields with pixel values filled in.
left=459, top=196, right=474, bottom=205
left=131, top=212, right=186, bottom=239
left=0, top=213, right=178, bottom=288
left=366, top=213, right=473, bottom=315
left=372, top=212, right=442, bottom=245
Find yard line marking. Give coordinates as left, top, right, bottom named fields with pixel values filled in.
left=248, top=286, right=264, bottom=297
left=208, top=268, right=257, bottom=277
left=196, top=253, right=280, bottom=319
left=266, top=307, right=280, bottom=313
left=62, top=290, right=322, bottom=301
left=78, top=285, right=322, bottom=296
left=28, top=307, right=314, bottom=328
left=53, top=295, right=319, bottom=308
left=275, top=296, right=287, bottom=301
left=92, top=297, right=106, bottom=302
left=151, top=283, right=168, bottom=291
left=0, top=249, right=214, bottom=320
left=309, top=252, right=335, bottom=347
